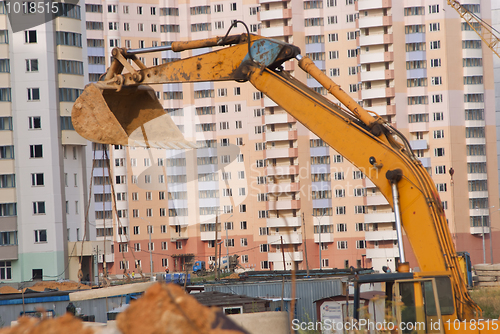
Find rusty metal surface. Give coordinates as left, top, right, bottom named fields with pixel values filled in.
left=72, top=84, right=194, bottom=148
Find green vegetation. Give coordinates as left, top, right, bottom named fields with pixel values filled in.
left=469, top=288, right=500, bottom=319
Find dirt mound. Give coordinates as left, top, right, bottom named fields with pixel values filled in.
left=0, top=314, right=94, bottom=334
left=117, top=283, right=247, bottom=334
left=0, top=286, right=20, bottom=294
left=23, top=281, right=91, bottom=292
left=226, top=273, right=240, bottom=279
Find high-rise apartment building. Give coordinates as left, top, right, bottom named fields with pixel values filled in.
left=0, top=3, right=95, bottom=283
left=79, top=0, right=499, bottom=278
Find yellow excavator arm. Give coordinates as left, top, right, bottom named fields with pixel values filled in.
left=72, top=31, right=478, bottom=320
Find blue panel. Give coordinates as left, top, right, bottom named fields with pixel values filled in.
left=406, top=69, right=427, bottom=79
left=307, top=78, right=322, bottom=88
left=312, top=199, right=332, bottom=208
left=310, top=182, right=331, bottom=191
left=0, top=295, right=69, bottom=306
left=193, top=82, right=213, bottom=91
left=310, top=165, right=330, bottom=174
left=405, top=33, right=426, bottom=44
left=310, top=147, right=329, bottom=157
left=305, top=43, right=325, bottom=53
left=197, top=148, right=218, bottom=157
left=406, top=51, right=426, bottom=61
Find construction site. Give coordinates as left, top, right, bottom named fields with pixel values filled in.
left=4, top=0, right=500, bottom=333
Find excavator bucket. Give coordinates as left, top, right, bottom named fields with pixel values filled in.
left=72, top=83, right=196, bottom=149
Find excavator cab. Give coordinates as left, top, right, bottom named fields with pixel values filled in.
left=352, top=273, right=455, bottom=334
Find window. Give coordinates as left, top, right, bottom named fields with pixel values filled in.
left=258, top=210, right=268, bottom=218
left=433, top=112, right=444, bottom=121
left=435, top=165, right=446, bottom=175
left=432, top=94, right=443, bottom=103
left=433, top=130, right=444, bottom=139
left=431, top=77, right=442, bottom=85
left=0, top=261, right=12, bottom=280
left=356, top=240, right=366, bottom=249
left=30, top=144, right=42, bottom=158
left=356, top=223, right=368, bottom=232
left=429, top=4, right=439, bottom=13
left=34, top=229, right=47, bottom=243
left=261, top=261, right=269, bottom=269
left=151, top=6, right=156, bottom=15
left=429, top=59, right=442, bottom=69
left=335, top=189, right=345, bottom=198
left=329, top=51, right=339, bottom=59
left=176, top=241, right=182, bottom=249
left=437, top=183, right=447, bottom=192
left=434, top=148, right=445, bottom=157
left=336, top=206, right=346, bottom=215
left=27, top=88, right=40, bottom=101
left=56, top=32, right=82, bottom=47
left=347, top=49, right=358, bottom=58
left=430, top=41, right=441, bottom=50
left=33, top=201, right=45, bottom=214
left=429, top=23, right=440, bottom=31
left=327, top=0, right=337, bottom=6
left=337, top=223, right=347, bottom=232
left=24, top=30, right=37, bottom=43
left=337, top=241, right=347, bottom=249
left=240, top=238, right=247, bottom=247
left=240, top=221, right=247, bottom=230
left=230, top=3, right=236, bottom=11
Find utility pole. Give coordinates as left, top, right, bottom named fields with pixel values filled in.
left=149, top=225, right=153, bottom=280
left=214, top=214, right=218, bottom=279
left=302, top=213, right=310, bottom=277
left=225, top=215, right=233, bottom=272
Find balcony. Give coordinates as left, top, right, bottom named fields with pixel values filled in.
left=169, top=216, right=188, bottom=226
left=266, top=165, right=299, bottom=176
left=0, top=245, right=18, bottom=261
left=360, top=51, right=394, bottom=64
left=360, top=69, right=394, bottom=82
left=259, top=8, right=292, bottom=21
left=408, top=122, right=429, bottom=133
left=466, top=156, right=487, bottom=163
left=465, top=120, right=485, bottom=128
left=265, top=130, right=298, bottom=142
left=171, top=231, right=189, bottom=241
left=365, top=230, right=397, bottom=241
left=468, top=191, right=489, bottom=199
left=366, top=246, right=399, bottom=258
left=366, top=194, right=389, bottom=206
left=62, top=130, right=87, bottom=146
left=358, top=15, right=392, bottom=29
left=264, top=96, right=278, bottom=108
left=357, top=0, right=391, bottom=11
left=264, top=147, right=298, bottom=159
left=265, top=113, right=295, bottom=124
left=267, top=182, right=300, bottom=193
left=359, top=34, right=393, bottom=46
left=367, top=105, right=395, bottom=116
left=470, top=226, right=491, bottom=235
left=98, top=253, right=115, bottom=263
left=361, top=87, right=395, bottom=100
left=314, top=233, right=334, bottom=243
left=419, top=157, right=431, bottom=168
left=260, top=25, right=293, bottom=38
left=465, top=138, right=486, bottom=145
left=268, top=233, right=302, bottom=245
left=268, top=251, right=303, bottom=262
left=364, top=212, right=395, bottom=224
left=201, top=231, right=221, bottom=241
left=267, top=217, right=301, bottom=228
left=267, top=199, right=301, bottom=211
left=409, top=140, right=428, bottom=150
left=468, top=173, right=487, bottom=180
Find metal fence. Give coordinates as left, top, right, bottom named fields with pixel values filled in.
left=205, top=277, right=343, bottom=322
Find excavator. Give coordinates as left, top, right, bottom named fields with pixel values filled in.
left=72, top=23, right=495, bottom=333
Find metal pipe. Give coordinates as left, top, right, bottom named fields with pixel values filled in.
left=126, top=45, right=173, bottom=55
left=391, top=183, right=406, bottom=264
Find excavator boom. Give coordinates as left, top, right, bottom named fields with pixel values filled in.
left=72, top=32, right=480, bottom=322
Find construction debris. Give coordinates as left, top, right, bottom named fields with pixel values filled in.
left=475, top=264, right=500, bottom=287
left=0, top=314, right=94, bottom=334
left=0, top=286, right=20, bottom=294
left=24, top=281, right=91, bottom=292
